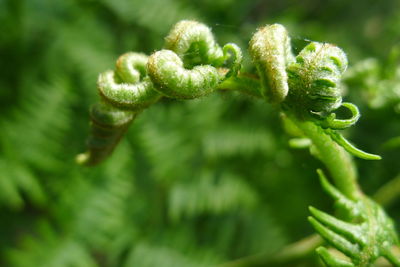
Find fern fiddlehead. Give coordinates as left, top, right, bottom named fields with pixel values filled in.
left=78, top=20, right=400, bottom=266
left=147, top=49, right=224, bottom=99
left=249, top=24, right=398, bottom=266
left=148, top=20, right=242, bottom=99
left=249, top=24, right=295, bottom=103
left=78, top=20, right=242, bottom=165
left=163, top=20, right=225, bottom=66
left=98, top=53, right=161, bottom=110
left=77, top=52, right=157, bottom=165
left=249, top=27, right=380, bottom=160
left=286, top=42, right=346, bottom=114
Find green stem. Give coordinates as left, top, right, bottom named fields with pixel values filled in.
left=286, top=113, right=361, bottom=201
left=219, top=74, right=361, bottom=199
left=218, top=177, right=400, bottom=267
left=218, top=75, right=360, bottom=200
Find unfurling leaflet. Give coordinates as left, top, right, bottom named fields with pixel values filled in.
left=77, top=52, right=157, bottom=165
left=147, top=50, right=223, bottom=99
left=309, top=170, right=399, bottom=267
left=249, top=24, right=295, bottom=103
left=98, top=53, right=160, bottom=110
left=318, top=102, right=360, bottom=130
left=287, top=42, right=347, bottom=114
left=163, top=20, right=225, bottom=66
left=148, top=20, right=242, bottom=99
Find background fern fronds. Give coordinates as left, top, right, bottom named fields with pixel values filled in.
left=1, top=0, right=400, bottom=266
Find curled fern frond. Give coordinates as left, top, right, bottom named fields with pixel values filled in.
left=115, top=52, right=148, bottom=83
left=318, top=102, right=360, bottom=130
left=76, top=102, right=136, bottom=166
left=309, top=169, right=399, bottom=267
left=78, top=21, right=244, bottom=165
left=287, top=42, right=348, bottom=114
left=253, top=26, right=380, bottom=160
left=249, top=24, right=295, bottom=103
left=147, top=49, right=224, bottom=99
left=313, top=102, right=381, bottom=160
left=98, top=52, right=160, bottom=110
left=148, top=20, right=242, bottom=99
left=78, top=52, right=161, bottom=165
left=164, top=20, right=225, bottom=66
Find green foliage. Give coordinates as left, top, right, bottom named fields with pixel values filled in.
left=310, top=170, right=399, bottom=266
left=80, top=16, right=400, bottom=266
left=1, top=1, right=400, bottom=267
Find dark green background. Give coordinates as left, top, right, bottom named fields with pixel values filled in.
left=0, top=0, right=399, bottom=266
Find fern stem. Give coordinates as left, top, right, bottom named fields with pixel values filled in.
left=218, top=75, right=362, bottom=200
left=286, top=114, right=361, bottom=200
left=218, top=179, right=400, bottom=267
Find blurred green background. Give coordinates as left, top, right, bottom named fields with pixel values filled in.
left=1, top=0, right=400, bottom=266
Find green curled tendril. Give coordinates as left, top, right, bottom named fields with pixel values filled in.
left=318, top=102, right=360, bottom=130
left=76, top=102, right=136, bottom=166
left=148, top=20, right=242, bottom=99
left=249, top=24, right=295, bottom=103
left=98, top=52, right=160, bottom=111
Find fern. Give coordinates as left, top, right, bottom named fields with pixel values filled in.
left=2, top=1, right=400, bottom=267
left=77, top=20, right=400, bottom=266
left=168, top=170, right=257, bottom=221
left=6, top=219, right=96, bottom=267
left=0, top=78, right=74, bottom=208
left=344, top=53, right=400, bottom=110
